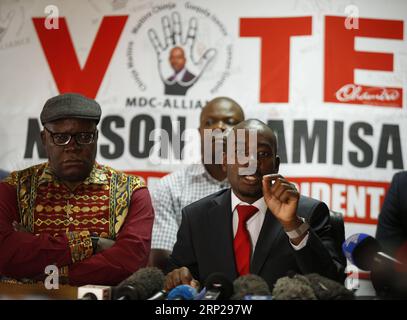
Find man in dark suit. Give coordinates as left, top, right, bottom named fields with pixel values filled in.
left=376, top=171, right=407, bottom=260
left=164, top=46, right=196, bottom=96
left=164, top=119, right=345, bottom=291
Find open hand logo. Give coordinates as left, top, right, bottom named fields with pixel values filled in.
left=148, top=12, right=217, bottom=96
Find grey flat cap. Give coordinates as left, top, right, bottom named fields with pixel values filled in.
left=40, top=93, right=102, bottom=125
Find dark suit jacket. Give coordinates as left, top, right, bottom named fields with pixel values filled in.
left=376, top=171, right=407, bottom=255
left=169, top=189, right=345, bottom=289
left=165, top=70, right=196, bottom=96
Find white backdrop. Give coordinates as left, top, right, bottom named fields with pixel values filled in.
left=1, top=0, right=406, bottom=261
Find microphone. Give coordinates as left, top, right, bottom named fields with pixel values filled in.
left=342, top=233, right=404, bottom=271
left=304, top=273, right=354, bottom=300
left=77, top=285, right=111, bottom=300
left=113, top=267, right=165, bottom=300
left=342, top=233, right=407, bottom=298
left=147, top=290, right=167, bottom=301
left=114, top=283, right=147, bottom=300
left=80, top=293, right=98, bottom=300
left=194, top=287, right=207, bottom=300
left=230, top=274, right=271, bottom=300
left=167, top=284, right=198, bottom=300
left=201, top=273, right=234, bottom=300
left=272, top=273, right=317, bottom=300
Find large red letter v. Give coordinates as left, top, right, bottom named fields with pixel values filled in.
left=32, top=16, right=128, bottom=98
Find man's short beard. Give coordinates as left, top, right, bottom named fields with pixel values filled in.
left=238, top=187, right=263, bottom=199
left=52, top=162, right=93, bottom=183
left=59, top=171, right=90, bottom=182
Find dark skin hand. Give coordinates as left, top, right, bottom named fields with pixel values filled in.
left=164, top=266, right=200, bottom=292
left=12, top=221, right=29, bottom=233
left=94, top=237, right=115, bottom=253
left=262, top=174, right=306, bottom=245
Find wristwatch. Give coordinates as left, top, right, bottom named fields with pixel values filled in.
left=285, top=218, right=310, bottom=239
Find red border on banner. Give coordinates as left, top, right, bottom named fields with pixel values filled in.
left=126, top=171, right=390, bottom=226
left=125, top=170, right=168, bottom=183
left=288, top=177, right=390, bottom=225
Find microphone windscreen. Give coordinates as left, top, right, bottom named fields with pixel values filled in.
left=231, top=274, right=271, bottom=300
left=304, top=273, right=354, bottom=300
left=167, top=285, right=198, bottom=300
left=114, top=284, right=147, bottom=300
left=272, top=274, right=317, bottom=300
left=342, top=233, right=381, bottom=270
left=117, top=267, right=165, bottom=300
left=204, top=273, right=234, bottom=300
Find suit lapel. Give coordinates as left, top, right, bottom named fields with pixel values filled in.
left=250, top=209, right=284, bottom=274
left=206, top=189, right=238, bottom=279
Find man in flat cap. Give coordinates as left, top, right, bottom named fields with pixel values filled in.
left=0, top=93, right=154, bottom=286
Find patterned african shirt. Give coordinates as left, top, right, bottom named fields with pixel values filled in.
left=0, top=162, right=154, bottom=286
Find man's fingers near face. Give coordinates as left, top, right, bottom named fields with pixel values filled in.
left=279, top=189, right=298, bottom=203
left=262, top=174, right=282, bottom=193
left=268, top=175, right=286, bottom=191
left=262, top=173, right=283, bottom=184
left=272, top=182, right=293, bottom=199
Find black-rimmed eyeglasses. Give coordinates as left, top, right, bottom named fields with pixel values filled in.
left=44, top=127, right=97, bottom=146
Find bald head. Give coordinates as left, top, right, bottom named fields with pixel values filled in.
left=230, top=119, right=277, bottom=152
left=199, top=97, right=245, bottom=173
left=200, top=97, right=244, bottom=126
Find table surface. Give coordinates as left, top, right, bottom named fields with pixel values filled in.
left=0, top=283, right=78, bottom=300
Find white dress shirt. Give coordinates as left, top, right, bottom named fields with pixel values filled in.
left=173, top=68, right=187, bottom=82
left=231, top=190, right=309, bottom=255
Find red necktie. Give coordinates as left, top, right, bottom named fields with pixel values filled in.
left=233, top=204, right=259, bottom=276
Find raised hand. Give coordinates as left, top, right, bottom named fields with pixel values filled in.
left=148, top=12, right=217, bottom=86
left=262, top=174, right=302, bottom=230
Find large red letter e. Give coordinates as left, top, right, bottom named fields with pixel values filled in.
left=240, top=17, right=312, bottom=103
left=325, top=16, right=403, bottom=107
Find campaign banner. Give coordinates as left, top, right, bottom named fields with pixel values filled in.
left=0, top=0, right=406, bottom=242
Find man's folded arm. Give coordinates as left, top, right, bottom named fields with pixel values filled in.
left=67, top=187, right=154, bottom=286
left=0, top=183, right=92, bottom=279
